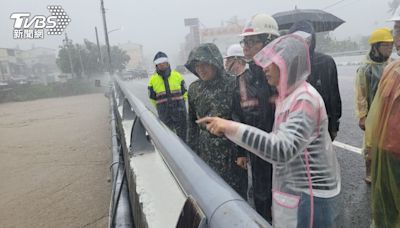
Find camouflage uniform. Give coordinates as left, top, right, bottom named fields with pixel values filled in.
left=185, top=43, right=247, bottom=198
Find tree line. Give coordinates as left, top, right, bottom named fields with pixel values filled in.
left=56, top=39, right=130, bottom=78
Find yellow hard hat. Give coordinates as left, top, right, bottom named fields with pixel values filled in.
left=368, top=28, right=394, bottom=45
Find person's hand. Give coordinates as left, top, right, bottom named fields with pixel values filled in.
left=329, top=131, right=337, bottom=141
left=359, top=117, right=366, bottom=131
left=196, top=116, right=232, bottom=137
left=236, top=157, right=247, bottom=169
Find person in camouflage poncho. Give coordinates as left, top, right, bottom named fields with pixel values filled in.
left=185, top=43, right=247, bottom=198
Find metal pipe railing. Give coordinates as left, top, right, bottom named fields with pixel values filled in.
left=113, top=77, right=270, bottom=228
left=108, top=93, right=134, bottom=228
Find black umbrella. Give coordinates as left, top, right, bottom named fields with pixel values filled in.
left=272, top=9, right=345, bottom=32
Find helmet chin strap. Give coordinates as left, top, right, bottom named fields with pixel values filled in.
left=227, top=60, right=236, bottom=72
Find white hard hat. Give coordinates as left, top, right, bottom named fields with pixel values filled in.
left=389, top=6, right=400, bottom=21
left=240, top=13, right=279, bottom=37
left=225, top=44, right=244, bottom=58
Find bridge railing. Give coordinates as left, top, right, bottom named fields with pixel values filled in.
left=111, top=76, right=270, bottom=228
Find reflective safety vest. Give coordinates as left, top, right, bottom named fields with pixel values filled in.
left=148, top=70, right=188, bottom=107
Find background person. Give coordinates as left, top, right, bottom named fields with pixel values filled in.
left=148, top=51, right=187, bottom=141
left=289, top=20, right=342, bottom=141
left=355, top=28, right=393, bottom=183
left=224, top=43, right=247, bottom=76
left=232, top=13, right=280, bottom=222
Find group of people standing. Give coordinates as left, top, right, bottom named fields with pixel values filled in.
left=147, top=10, right=399, bottom=228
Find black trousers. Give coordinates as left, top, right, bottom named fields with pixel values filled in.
left=159, top=110, right=187, bottom=142
left=249, top=153, right=273, bottom=223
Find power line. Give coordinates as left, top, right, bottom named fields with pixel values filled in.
left=323, top=0, right=347, bottom=10
left=327, top=0, right=363, bottom=12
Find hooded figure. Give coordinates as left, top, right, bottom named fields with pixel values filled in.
left=355, top=28, right=393, bottom=183
left=356, top=28, right=393, bottom=124
left=185, top=43, right=247, bottom=198
left=197, top=35, right=342, bottom=227
left=365, top=60, right=400, bottom=228
left=148, top=51, right=187, bottom=141
left=289, top=20, right=342, bottom=141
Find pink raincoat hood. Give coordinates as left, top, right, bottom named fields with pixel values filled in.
left=253, top=34, right=311, bottom=100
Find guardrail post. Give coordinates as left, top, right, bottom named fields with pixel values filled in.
left=122, top=99, right=135, bottom=120
left=130, top=117, right=154, bottom=156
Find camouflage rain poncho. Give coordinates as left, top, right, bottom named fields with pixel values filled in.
left=185, top=43, right=247, bottom=198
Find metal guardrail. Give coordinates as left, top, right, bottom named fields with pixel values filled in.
left=328, top=49, right=368, bottom=57
left=112, top=76, right=270, bottom=228
left=108, top=92, right=134, bottom=228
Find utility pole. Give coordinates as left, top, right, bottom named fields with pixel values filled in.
left=77, top=44, right=86, bottom=78
left=100, top=0, right=112, bottom=75
left=64, top=32, right=75, bottom=78
left=0, top=61, right=4, bottom=81
left=95, top=26, right=103, bottom=67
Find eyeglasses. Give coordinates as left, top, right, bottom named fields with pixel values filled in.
left=379, top=43, right=394, bottom=49
left=240, top=38, right=263, bottom=48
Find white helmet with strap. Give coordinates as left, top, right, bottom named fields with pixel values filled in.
left=240, top=13, right=279, bottom=37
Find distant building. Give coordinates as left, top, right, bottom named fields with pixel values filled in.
left=200, top=23, right=244, bottom=56
left=19, top=47, right=58, bottom=84
left=118, top=41, right=144, bottom=70
left=180, top=17, right=245, bottom=63
left=0, top=48, right=25, bottom=81
left=0, top=47, right=58, bottom=84
left=21, top=47, right=57, bottom=75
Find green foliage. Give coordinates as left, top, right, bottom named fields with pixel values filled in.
left=56, top=40, right=130, bottom=77
left=106, top=46, right=131, bottom=72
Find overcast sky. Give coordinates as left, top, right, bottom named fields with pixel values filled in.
left=0, top=0, right=395, bottom=63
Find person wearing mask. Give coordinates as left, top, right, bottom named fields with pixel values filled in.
left=185, top=43, right=247, bottom=198
left=355, top=28, right=393, bottom=184
left=232, top=13, right=279, bottom=222
left=198, top=34, right=342, bottom=227
left=288, top=20, right=342, bottom=141
left=224, top=43, right=247, bottom=76
left=148, top=51, right=188, bottom=141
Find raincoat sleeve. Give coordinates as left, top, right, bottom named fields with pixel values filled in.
left=148, top=76, right=157, bottom=107
left=187, top=85, right=199, bottom=152
left=328, top=59, right=341, bottom=132
left=226, top=99, right=316, bottom=164
left=355, top=67, right=368, bottom=119
left=181, top=80, right=188, bottom=102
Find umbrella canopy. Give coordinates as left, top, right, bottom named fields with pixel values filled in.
left=273, top=9, right=345, bottom=32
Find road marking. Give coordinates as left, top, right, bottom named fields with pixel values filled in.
left=333, top=141, right=362, bottom=154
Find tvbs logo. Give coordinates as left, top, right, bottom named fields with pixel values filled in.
left=10, top=5, right=71, bottom=39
